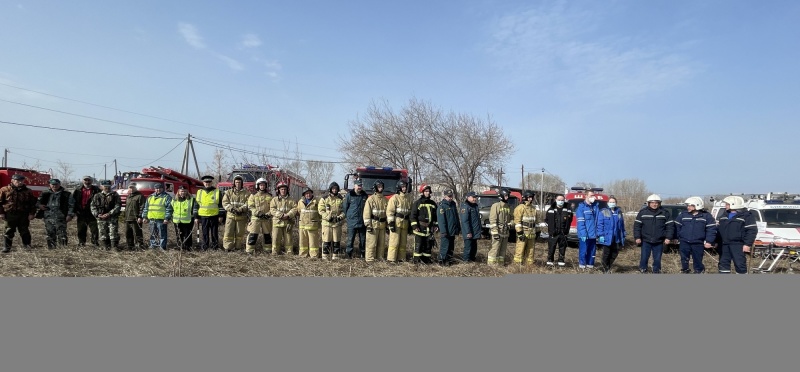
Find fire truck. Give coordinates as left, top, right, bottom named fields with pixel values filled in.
left=217, top=164, right=308, bottom=199
left=116, top=166, right=204, bottom=210
left=565, top=186, right=610, bottom=247
left=0, top=167, right=50, bottom=198
left=343, top=166, right=411, bottom=199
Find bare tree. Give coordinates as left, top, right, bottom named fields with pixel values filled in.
left=55, top=160, right=74, bottom=183
left=602, top=178, right=651, bottom=212
left=205, top=148, right=231, bottom=182
left=521, top=172, right=567, bottom=194
left=338, top=97, right=515, bottom=199
left=303, top=161, right=336, bottom=192
left=573, top=181, right=598, bottom=189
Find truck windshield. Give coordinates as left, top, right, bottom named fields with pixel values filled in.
left=761, top=209, right=800, bottom=227
left=131, top=181, right=162, bottom=190
left=359, top=176, right=401, bottom=194
left=227, top=172, right=257, bottom=182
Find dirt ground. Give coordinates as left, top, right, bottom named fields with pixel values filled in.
left=0, top=220, right=790, bottom=276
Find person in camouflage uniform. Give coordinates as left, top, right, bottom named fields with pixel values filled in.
left=91, top=180, right=121, bottom=250
left=37, top=179, right=75, bottom=249
left=0, top=174, right=38, bottom=252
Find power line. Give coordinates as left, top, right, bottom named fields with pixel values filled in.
left=192, top=137, right=348, bottom=164
left=0, top=120, right=183, bottom=139
left=0, top=82, right=340, bottom=151
left=130, top=139, right=186, bottom=168
left=1, top=146, right=162, bottom=161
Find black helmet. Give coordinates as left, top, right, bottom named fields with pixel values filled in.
left=523, top=191, right=534, bottom=200
left=328, top=182, right=340, bottom=193
left=395, top=180, right=408, bottom=193
left=233, top=175, right=244, bottom=182
left=373, top=180, right=384, bottom=192
left=499, top=188, right=510, bottom=200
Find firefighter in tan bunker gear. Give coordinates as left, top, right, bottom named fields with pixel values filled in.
left=513, top=191, right=538, bottom=265
left=386, top=180, right=411, bottom=262
left=222, top=175, right=250, bottom=252
left=488, top=188, right=513, bottom=266
left=297, top=188, right=321, bottom=258
left=363, top=180, right=388, bottom=262
left=318, top=182, right=344, bottom=260
left=270, top=182, right=297, bottom=255
left=246, top=178, right=273, bottom=254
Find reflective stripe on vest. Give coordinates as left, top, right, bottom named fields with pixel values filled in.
left=172, top=198, right=194, bottom=224
left=147, top=195, right=167, bottom=220
left=197, top=189, right=220, bottom=217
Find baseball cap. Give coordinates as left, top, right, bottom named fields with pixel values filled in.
left=49, top=179, right=61, bottom=185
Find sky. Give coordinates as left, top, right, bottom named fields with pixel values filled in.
left=1, top=0, right=798, bottom=198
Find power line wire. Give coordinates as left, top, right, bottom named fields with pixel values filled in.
left=192, top=137, right=348, bottom=164
left=0, top=119, right=183, bottom=139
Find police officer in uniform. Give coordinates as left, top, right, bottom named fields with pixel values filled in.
left=195, top=175, right=223, bottom=251
left=0, top=174, right=37, bottom=252
left=488, top=188, right=513, bottom=266
left=172, top=185, right=198, bottom=250
left=386, top=180, right=412, bottom=262
left=319, top=182, right=344, bottom=260
left=37, top=178, right=75, bottom=249
left=410, top=184, right=438, bottom=264
left=91, top=180, right=122, bottom=250
left=297, top=188, right=321, bottom=258
left=246, top=178, right=273, bottom=254
left=223, top=175, right=250, bottom=252
left=270, top=182, right=297, bottom=255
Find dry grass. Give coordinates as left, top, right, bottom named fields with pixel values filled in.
left=0, top=221, right=789, bottom=276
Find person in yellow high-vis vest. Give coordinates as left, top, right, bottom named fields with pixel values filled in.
left=319, top=182, right=344, bottom=260
left=195, top=175, right=223, bottom=251
left=172, top=185, right=199, bottom=251
left=270, top=182, right=297, bottom=255
left=142, top=183, right=173, bottom=251
left=222, top=175, right=250, bottom=252
left=386, top=180, right=411, bottom=263
left=246, top=178, right=273, bottom=254
left=297, top=188, right=321, bottom=258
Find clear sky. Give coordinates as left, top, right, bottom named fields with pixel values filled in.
left=1, top=0, right=798, bottom=198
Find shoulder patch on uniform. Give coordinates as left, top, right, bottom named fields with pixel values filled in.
left=460, top=208, right=466, bottom=214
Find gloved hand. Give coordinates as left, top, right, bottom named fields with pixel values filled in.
left=328, top=216, right=336, bottom=223
left=366, top=226, right=374, bottom=233
left=492, top=234, right=500, bottom=241
left=432, top=226, right=439, bottom=234
left=518, top=234, right=526, bottom=243
left=414, top=226, right=422, bottom=233
left=389, top=226, right=396, bottom=233
left=598, top=236, right=605, bottom=244
left=580, top=236, right=587, bottom=242
left=336, top=216, right=343, bottom=223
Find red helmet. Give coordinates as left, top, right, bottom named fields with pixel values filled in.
left=418, top=183, right=431, bottom=193
left=276, top=181, right=288, bottom=190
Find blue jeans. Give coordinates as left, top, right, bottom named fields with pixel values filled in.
left=149, top=220, right=168, bottom=249
left=679, top=242, right=705, bottom=273
left=578, top=238, right=597, bottom=266
left=640, top=241, right=664, bottom=273
left=346, top=226, right=366, bottom=258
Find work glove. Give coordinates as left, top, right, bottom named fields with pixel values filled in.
left=389, top=226, right=396, bottom=233
left=336, top=216, right=343, bottom=223
left=580, top=236, right=587, bottom=242
left=366, top=226, right=374, bottom=233
left=328, top=216, right=336, bottom=223
left=492, top=234, right=500, bottom=241
left=518, top=234, right=526, bottom=243
left=598, top=236, right=605, bottom=244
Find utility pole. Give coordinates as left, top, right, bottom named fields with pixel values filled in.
left=540, top=168, right=545, bottom=211
left=521, top=164, right=525, bottom=191
left=104, top=164, right=107, bottom=181
left=181, top=133, right=202, bottom=178
left=497, top=167, right=504, bottom=188
left=2, top=148, right=8, bottom=167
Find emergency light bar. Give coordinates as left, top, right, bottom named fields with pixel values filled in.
left=364, top=166, right=394, bottom=171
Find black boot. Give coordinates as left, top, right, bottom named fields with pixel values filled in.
left=1, top=246, right=10, bottom=253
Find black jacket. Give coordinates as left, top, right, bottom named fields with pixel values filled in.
left=545, top=202, right=573, bottom=236
left=634, top=207, right=675, bottom=244
left=38, top=187, right=74, bottom=217
left=717, top=209, right=757, bottom=246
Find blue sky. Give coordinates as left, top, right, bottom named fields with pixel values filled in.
left=1, top=0, right=798, bottom=198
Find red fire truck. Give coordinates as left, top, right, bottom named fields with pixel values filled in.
left=116, top=166, right=204, bottom=210
left=564, top=186, right=610, bottom=247
left=0, top=167, right=51, bottom=198
left=343, top=166, right=412, bottom=199
left=217, top=164, right=308, bottom=199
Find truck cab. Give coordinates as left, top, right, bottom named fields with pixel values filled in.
left=343, top=166, right=411, bottom=199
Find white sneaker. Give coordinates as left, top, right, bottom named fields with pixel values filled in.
left=546, top=261, right=554, bottom=266
left=579, top=265, right=586, bottom=269
left=587, top=265, right=594, bottom=269
left=558, top=262, right=565, bottom=267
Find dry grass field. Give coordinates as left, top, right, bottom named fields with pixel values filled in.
left=0, top=219, right=790, bottom=276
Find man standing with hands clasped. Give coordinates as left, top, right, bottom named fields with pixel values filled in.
left=634, top=194, right=674, bottom=273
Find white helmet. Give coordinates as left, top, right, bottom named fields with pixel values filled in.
left=684, top=196, right=704, bottom=210
left=722, top=195, right=746, bottom=210
left=646, top=194, right=662, bottom=203
left=255, top=178, right=268, bottom=187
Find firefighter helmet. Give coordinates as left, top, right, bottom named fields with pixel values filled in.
left=233, top=175, right=244, bottom=182
left=373, top=180, right=384, bottom=192
left=276, top=181, right=288, bottom=190
left=523, top=191, right=534, bottom=200
left=303, top=188, right=314, bottom=196
left=256, top=178, right=269, bottom=189
left=684, top=196, right=704, bottom=210
left=328, top=182, right=340, bottom=193
left=647, top=194, right=662, bottom=203
left=499, top=188, right=510, bottom=200
left=395, top=180, right=408, bottom=193
left=722, top=195, right=745, bottom=210
left=419, top=183, right=431, bottom=193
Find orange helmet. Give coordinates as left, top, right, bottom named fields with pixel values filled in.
left=418, top=183, right=431, bottom=193
left=276, top=181, right=288, bottom=190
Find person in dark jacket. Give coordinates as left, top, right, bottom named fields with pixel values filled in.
left=37, top=179, right=75, bottom=249
left=343, top=179, right=368, bottom=259
left=716, top=196, right=757, bottom=274
left=410, top=184, right=438, bottom=264
left=1, top=174, right=38, bottom=252
left=634, top=194, right=675, bottom=273
left=123, top=183, right=146, bottom=250
left=460, top=191, right=482, bottom=262
left=72, top=176, right=101, bottom=247
left=437, top=189, right=460, bottom=265
left=675, top=196, right=717, bottom=273
left=545, top=195, right=573, bottom=267
left=596, top=197, right=626, bottom=273
left=575, top=190, right=600, bottom=269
